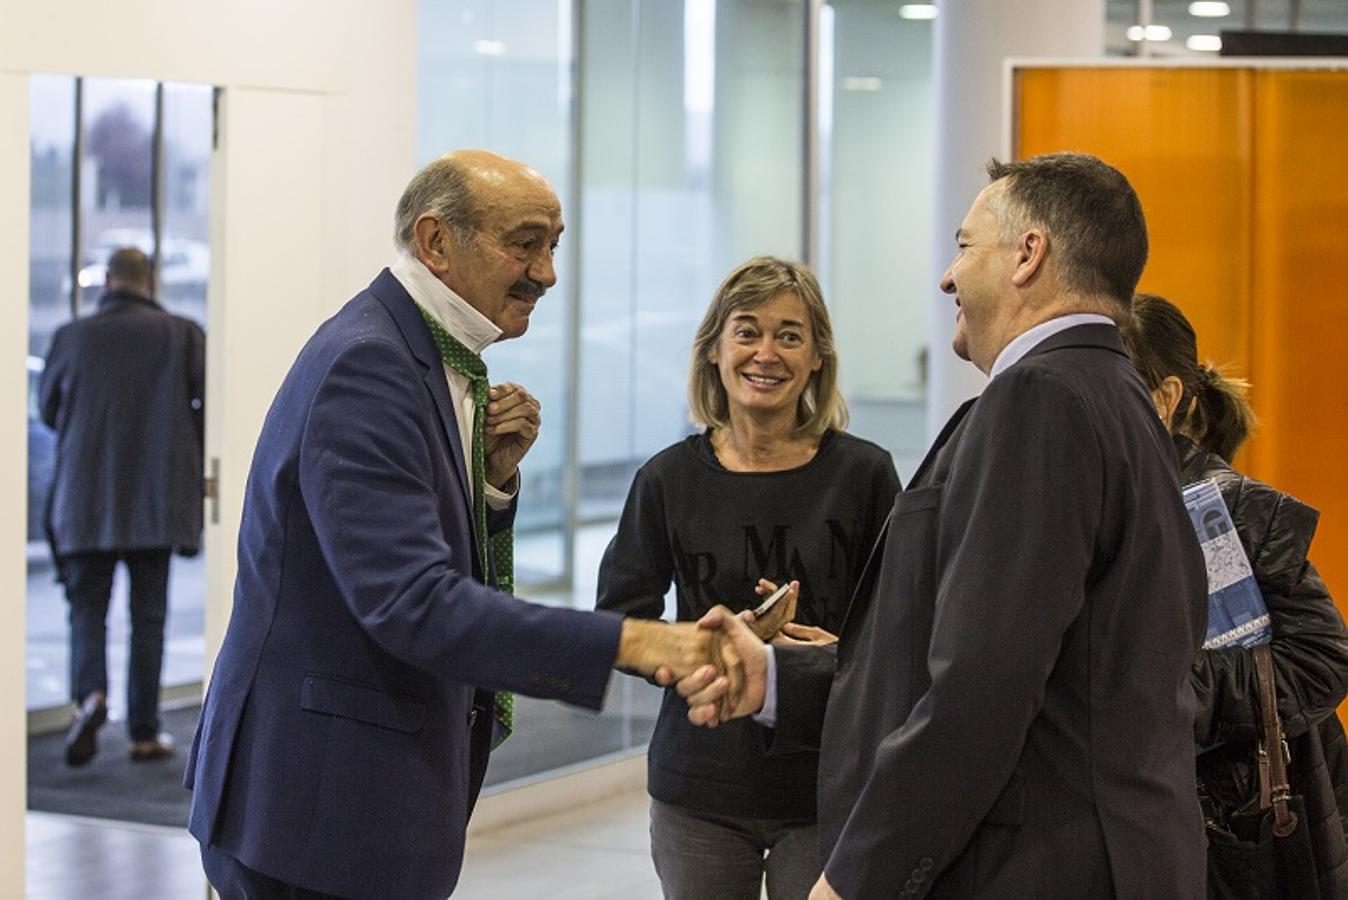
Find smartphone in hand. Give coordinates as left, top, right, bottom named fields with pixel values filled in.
left=751, top=581, right=791, bottom=618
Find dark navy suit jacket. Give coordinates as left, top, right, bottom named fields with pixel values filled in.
left=185, top=269, right=623, bottom=898
left=775, top=326, right=1209, bottom=899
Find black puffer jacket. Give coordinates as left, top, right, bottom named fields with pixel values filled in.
left=1182, top=435, right=1348, bottom=896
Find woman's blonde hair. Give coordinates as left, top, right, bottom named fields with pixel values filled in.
left=687, top=256, right=847, bottom=437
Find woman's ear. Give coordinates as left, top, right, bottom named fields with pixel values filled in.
left=1151, top=374, right=1185, bottom=429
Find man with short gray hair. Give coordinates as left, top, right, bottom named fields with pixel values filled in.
left=185, top=150, right=741, bottom=898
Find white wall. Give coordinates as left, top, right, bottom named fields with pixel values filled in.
left=0, top=1, right=418, bottom=893
left=928, top=0, right=1104, bottom=434
left=0, top=69, right=31, bottom=900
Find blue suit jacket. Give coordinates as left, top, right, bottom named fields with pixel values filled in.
left=185, top=269, right=623, bottom=898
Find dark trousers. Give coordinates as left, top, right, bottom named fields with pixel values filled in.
left=201, top=845, right=346, bottom=899
left=649, top=799, right=821, bottom=900
left=61, top=549, right=170, bottom=743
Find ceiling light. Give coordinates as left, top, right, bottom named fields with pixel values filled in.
left=1188, top=2, right=1231, bottom=16
left=1126, top=24, right=1173, bottom=41
left=898, top=5, right=938, bottom=21
left=472, top=39, right=506, bottom=57
left=842, top=77, right=883, bottom=91
left=1187, top=34, right=1223, bottom=51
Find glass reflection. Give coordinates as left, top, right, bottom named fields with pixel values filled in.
left=160, top=83, right=213, bottom=326
left=76, top=78, right=157, bottom=315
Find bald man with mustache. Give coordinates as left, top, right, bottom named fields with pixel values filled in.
left=185, top=151, right=734, bottom=899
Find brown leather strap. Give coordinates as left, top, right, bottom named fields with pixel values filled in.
left=1252, top=644, right=1298, bottom=838
left=1256, top=735, right=1272, bottom=811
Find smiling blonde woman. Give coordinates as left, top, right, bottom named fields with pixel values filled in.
left=597, top=256, right=901, bottom=900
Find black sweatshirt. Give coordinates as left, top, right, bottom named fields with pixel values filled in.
left=597, top=429, right=901, bottom=820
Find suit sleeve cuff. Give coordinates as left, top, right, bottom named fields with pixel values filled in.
left=751, top=645, right=778, bottom=728
left=485, top=472, right=518, bottom=511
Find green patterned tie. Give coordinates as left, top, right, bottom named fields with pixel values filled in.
left=418, top=307, right=515, bottom=746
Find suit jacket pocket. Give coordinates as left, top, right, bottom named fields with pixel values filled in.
left=893, top=483, right=941, bottom=516
left=300, top=673, right=426, bottom=734
left=838, top=485, right=942, bottom=645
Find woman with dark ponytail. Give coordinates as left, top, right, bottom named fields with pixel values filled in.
left=1124, top=292, right=1348, bottom=897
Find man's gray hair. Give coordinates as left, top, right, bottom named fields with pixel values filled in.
left=393, top=157, right=480, bottom=255
left=984, top=153, right=1147, bottom=313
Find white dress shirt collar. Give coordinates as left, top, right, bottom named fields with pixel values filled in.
left=989, top=313, right=1116, bottom=380
left=389, top=253, right=501, bottom=354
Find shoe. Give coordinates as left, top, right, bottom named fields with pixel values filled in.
left=64, top=695, right=108, bottom=767
left=129, top=733, right=174, bottom=762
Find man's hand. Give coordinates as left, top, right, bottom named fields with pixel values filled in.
left=745, top=579, right=799, bottom=641
left=676, top=605, right=768, bottom=727
left=614, top=620, right=743, bottom=707
left=483, top=382, right=540, bottom=488
left=809, top=874, right=842, bottom=900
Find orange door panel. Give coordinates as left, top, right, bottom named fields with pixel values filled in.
left=1015, top=67, right=1254, bottom=380
left=1247, top=70, right=1348, bottom=597
left=1015, top=64, right=1348, bottom=722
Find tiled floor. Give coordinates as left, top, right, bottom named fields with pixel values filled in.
left=455, top=790, right=663, bottom=900
left=26, top=786, right=664, bottom=899
left=26, top=813, right=205, bottom=900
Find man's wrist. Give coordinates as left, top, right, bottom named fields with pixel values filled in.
left=486, top=468, right=519, bottom=493
left=616, top=619, right=654, bottom=673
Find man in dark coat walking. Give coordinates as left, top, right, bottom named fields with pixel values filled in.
left=40, top=246, right=205, bottom=766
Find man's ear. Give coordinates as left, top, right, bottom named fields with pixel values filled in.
left=1010, top=227, right=1048, bottom=287
left=413, top=215, right=450, bottom=274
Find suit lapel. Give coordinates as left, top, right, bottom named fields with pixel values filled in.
left=908, top=397, right=978, bottom=489
left=836, top=397, right=978, bottom=640
left=834, top=327, right=1121, bottom=643
left=368, top=269, right=476, bottom=526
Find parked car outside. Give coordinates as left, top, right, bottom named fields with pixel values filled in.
left=28, top=355, right=55, bottom=547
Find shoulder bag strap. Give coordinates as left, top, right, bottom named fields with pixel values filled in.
left=1253, top=643, right=1299, bottom=838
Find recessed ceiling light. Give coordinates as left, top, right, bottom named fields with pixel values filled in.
left=898, top=4, right=938, bottom=20
left=1126, top=24, right=1173, bottom=41
left=1187, top=34, right=1223, bottom=51
left=1188, top=2, right=1231, bottom=17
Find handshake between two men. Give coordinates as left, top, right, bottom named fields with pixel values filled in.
left=613, top=579, right=809, bottom=726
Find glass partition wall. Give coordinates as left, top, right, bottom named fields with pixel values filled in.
left=27, top=75, right=211, bottom=714
left=415, top=0, right=931, bottom=784
left=415, top=0, right=808, bottom=781
left=577, top=0, right=806, bottom=522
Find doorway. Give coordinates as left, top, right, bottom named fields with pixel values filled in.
left=26, top=73, right=212, bottom=824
